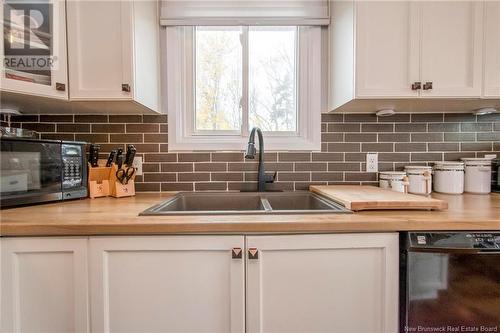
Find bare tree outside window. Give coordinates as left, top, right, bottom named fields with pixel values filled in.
left=195, top=27, right=242, bottom=131
left=249, top=26, right=297, bottom=132
left=195, top=26, right=297, bottom=134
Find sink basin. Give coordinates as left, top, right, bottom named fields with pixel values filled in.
left=263, top=192, right=341, bottom=211
left=139, top=191, right=350, bottom=215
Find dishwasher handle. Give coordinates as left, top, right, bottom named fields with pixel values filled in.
left=409, top=247, right=500, bottom=255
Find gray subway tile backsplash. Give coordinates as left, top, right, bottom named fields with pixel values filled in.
left=411, top=113, right=444, bottom=123
left=395, top=143, right=426, bottom=152
left=445, top=113, right=478, bottom=123
left=361, top=123, right=394, bottom=132
left=91, top=124, right=125, bottom=133
left=444, top=133, right=476, bottom=142
left=428, top=142, right=460, bottom=151
left=395, top=123, right=427, bottom=132
left=312, top=152, right=343, bottom=162
left=411, top=133, right=443, bottom=142
left=8, top=112, right=500, bottom=192
left=428, top=123, right=460, bottom=132
left=345, top=133, right=377, bottom=142
left=461, top=142, right=494, bottom=151
left=74, top=115, right=108, bottom=123
left=362, top=142, right=393, bottom=152
left=58, top=123, right=90, bottom=132
left=23, top=123, right=56, bottom=132
left=461, top=123, right=493, bottom=132
left=378, top=133, right=410, bottom=142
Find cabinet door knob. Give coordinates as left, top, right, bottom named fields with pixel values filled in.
left=411, top=82, right=421, bottom=90
left=122, top=83, right=131, bottom=92
left=423, top=82, right=433, bottom=90
left=55, top=82, right=66, bottom=91
left=231, top=247, right=242, bottom=259
left=248, top=247, right=259, bottom=260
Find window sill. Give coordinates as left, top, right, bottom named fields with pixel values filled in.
left=167, top=135, right=321, bottom=152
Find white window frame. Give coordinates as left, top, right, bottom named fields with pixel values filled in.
left=165, top=26, right=322, bottom=151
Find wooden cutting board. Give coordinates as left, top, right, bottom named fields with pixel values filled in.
left=310, top=185, right=448, bottom=211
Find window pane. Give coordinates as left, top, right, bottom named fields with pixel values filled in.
left=195, top=27, right=242, bottom=132
left=249, top=26, right=297, bottom=132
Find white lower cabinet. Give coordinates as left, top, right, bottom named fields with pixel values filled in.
left=0, top=237, right=89, bottom=333
left=246, top=233, right=399, bottom=333
left=89, top=236, right=245, bottom=333
left=1, top=233, right=398, bottom=333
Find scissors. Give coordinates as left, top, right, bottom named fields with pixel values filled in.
left=115, top=145, right=136, bottom=185
left=116, top=166, right=135, bottom=185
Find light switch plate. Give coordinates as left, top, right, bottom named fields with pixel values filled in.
left=366, top=153, right=378, bottom=173
left=132, top=156, right=143, bottom=176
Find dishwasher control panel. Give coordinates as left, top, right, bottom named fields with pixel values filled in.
left=408, top=232, right=500, bottom=250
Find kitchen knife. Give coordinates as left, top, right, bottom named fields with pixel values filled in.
left=105, top=149, right=117, bottom=167
left=124, top=145, right=136, bottom=166
left=115, top=147, right=123, bottom=162
left=116, top=154, right=124, bottom=169
left=88, top=144, right=94, bottom=166
left=89, top=144, right=100, bottom=167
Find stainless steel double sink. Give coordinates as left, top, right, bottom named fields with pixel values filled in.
left=140, top=191, right=351, bottom=215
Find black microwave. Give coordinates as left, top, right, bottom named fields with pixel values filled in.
left=493, top=158, right=500, bottom=193
left=0, top=137, right=87, bottom=208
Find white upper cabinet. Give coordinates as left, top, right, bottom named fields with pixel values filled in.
left=246, top=233, right=399, bottom=333
left=483, top=1, right=500, bottom=97
left=66, top=1, right=132, bottom=101
left=1, top=237, right=89, bottom=333
left=330, top=0, right=487, bottom=111
left=67, top=0, right=161, bottom=112
left=0, top=0, right=68, bottom=100
left=419, top=1, right=483, bottom=97
left=355, top=1, right=419, bottom=98
left=89, top=236, right=245, bottom=333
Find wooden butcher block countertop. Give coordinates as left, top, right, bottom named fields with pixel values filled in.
left=1, top=192, right=500, bottom=236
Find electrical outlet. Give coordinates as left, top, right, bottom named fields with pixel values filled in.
left=366, top=153, right=378, bottom=173
left=132, top=156, right=143, bottom=176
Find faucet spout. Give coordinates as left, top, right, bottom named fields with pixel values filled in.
left=245, top=127, right=267, bottom=192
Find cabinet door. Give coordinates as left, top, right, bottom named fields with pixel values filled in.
left=66, top=0, right=133, bottom=100
left=0, top=0, right=68, bottom=99
left=420, top=1, right=483, bottom=97
left=0, top=237, right=89, bottom=333
left=246, top=233, right=399, bottom=333
left=89, top=236, right=245, bottom=333
left=483, top=1, right=500, bottom=97
left=355, top=1, right=419, bottom=98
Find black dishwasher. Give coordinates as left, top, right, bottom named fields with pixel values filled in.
left=400, top=232, right=500, bottom=333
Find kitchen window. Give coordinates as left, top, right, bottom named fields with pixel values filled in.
left=195, top=26, right=297, bottom=134
left=165, top=25, right=322, bottom=151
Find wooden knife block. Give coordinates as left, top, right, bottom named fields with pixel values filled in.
left=109, top=164, right=136, bottom=198
left=88, top=162, right=111, bottom=199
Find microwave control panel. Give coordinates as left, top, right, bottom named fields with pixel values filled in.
left=62, top=144, right=84, bottom=190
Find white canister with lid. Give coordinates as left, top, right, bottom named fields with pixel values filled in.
left=433, top=161, right=464, bottom=194
left=404, top=166, right=432, bottom=195
left=461, top=158, right=492, bottom=194
left=379, top=171, right=409, bottom=193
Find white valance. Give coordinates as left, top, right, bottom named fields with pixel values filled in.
left=160, top=0, right=330, bottom=26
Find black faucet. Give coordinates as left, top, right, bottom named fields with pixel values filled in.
left=245, top=127, right=276, bottom=192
